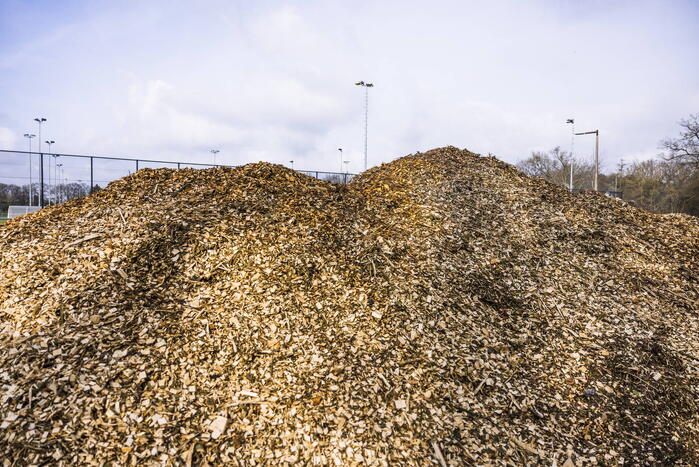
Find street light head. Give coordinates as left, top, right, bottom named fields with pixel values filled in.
left=366, top=83, right=374, bottom=87
left=566, top=119, right=574, bottom=124
left=24, top=133, right=35, bottom=138
left=355, top=81, right=364, bottom=86
left=34, top=118, right=46, bottom=123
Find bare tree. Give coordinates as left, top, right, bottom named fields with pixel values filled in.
left=661, top=114, right=699, bottom=167
left=516, top=147, right=596, bottom=190
left=516, top=149, right=561, bottom=179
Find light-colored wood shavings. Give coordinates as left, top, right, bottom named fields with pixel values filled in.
left=0, top=148, right=697, bottom=465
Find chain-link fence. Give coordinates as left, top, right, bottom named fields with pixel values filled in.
left=0, top=150, right=356, bottom=219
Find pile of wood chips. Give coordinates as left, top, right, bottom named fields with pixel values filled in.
left=1, top=147, right=698, bottom=466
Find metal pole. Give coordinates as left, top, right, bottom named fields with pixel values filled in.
left=136, top=160, right=139, bottom=172
left=364, top=86, right=368, bottom=172
left=53, top=156, right=58, bottom=204
left=23, top=135, right=36, bottom=205
left=33, top=118, right=46, bottom=204
left=338, top=148, right=343, bottom=173
left=40, top=153, right=44, bottom=207
left=29, top=138, right=33, bottom=206
left=57, top=164, right=62, bottom=202
left=355, top=81, right=373, bottom=172
left=43, top=140, right=54, bottom=205
left=90, top=157, right=94, bottom=194
left=48, top=155, right=52, bottom=205
left=566, top=119, right=574, bottom=191
left=594, top=130, right=599, bottom=191
left=575, top=129, right=600, bottom=191
left=570, top=122, right=574, bottom=191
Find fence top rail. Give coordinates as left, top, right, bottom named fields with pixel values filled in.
left=0, top=149, right=225, bottom=167
left=0, top=149, right=357, bottom=176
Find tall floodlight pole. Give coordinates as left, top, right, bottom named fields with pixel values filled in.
left=338, top=148, right=343, bottom=173
left=289, top=160, right=294, bottom=170
left=23, top=133, right=36, bottom=205
left=575, top=129, right=600, bottom=191
left=355, top=81, right=374, bottom=171
left=34, top=118, right=46, bottom=206
left=566, top=119, right=575, bottom=191
left=34, top=118, right=46, bottom=153
left=210, top=149, right=220, bottom=166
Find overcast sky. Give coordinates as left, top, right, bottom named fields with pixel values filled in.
left=1, top=0, right=698, bottom=177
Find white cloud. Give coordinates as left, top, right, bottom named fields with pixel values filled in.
left=0, top=128, right=17, bottom=149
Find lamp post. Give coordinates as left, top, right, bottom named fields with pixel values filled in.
left=355, top=81, right=374, bottom=171
left=34, top=119, right=46, bottom=206
left=34, top=118, right=46, bottom=153
left=23, top=133, right=36, bottom=205
left=566, top=119, right=574, bottom=191
left=575, top=129, right=600, bottom=191
left=289, top=160, right=294, bottom=170
left=338, top=148, right=343, bottom=173
left=343, top=160, right=350, bottom=174
left=210, top=149, right=220, bottom=166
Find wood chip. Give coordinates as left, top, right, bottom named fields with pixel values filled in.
left=0, top=147, right=697, bottom=465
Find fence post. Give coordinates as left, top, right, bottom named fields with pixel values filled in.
left=136, top=160, right=139, bottom=172
left=90, top=157, right=94, bottom=194
left=177, top=162, right=181, bottom=170
left=40, top=153, right=45, bottom=208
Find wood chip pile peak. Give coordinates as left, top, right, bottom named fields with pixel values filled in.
left=1, top=147, right=698, bottom=465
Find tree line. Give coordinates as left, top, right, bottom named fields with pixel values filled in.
left=516, top=114, right=699, bottom=216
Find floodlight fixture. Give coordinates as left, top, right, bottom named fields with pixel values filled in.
left=210, top=149, right=220, bottom=165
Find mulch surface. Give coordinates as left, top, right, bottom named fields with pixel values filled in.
left=1, top=147, right=697, bottom=465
